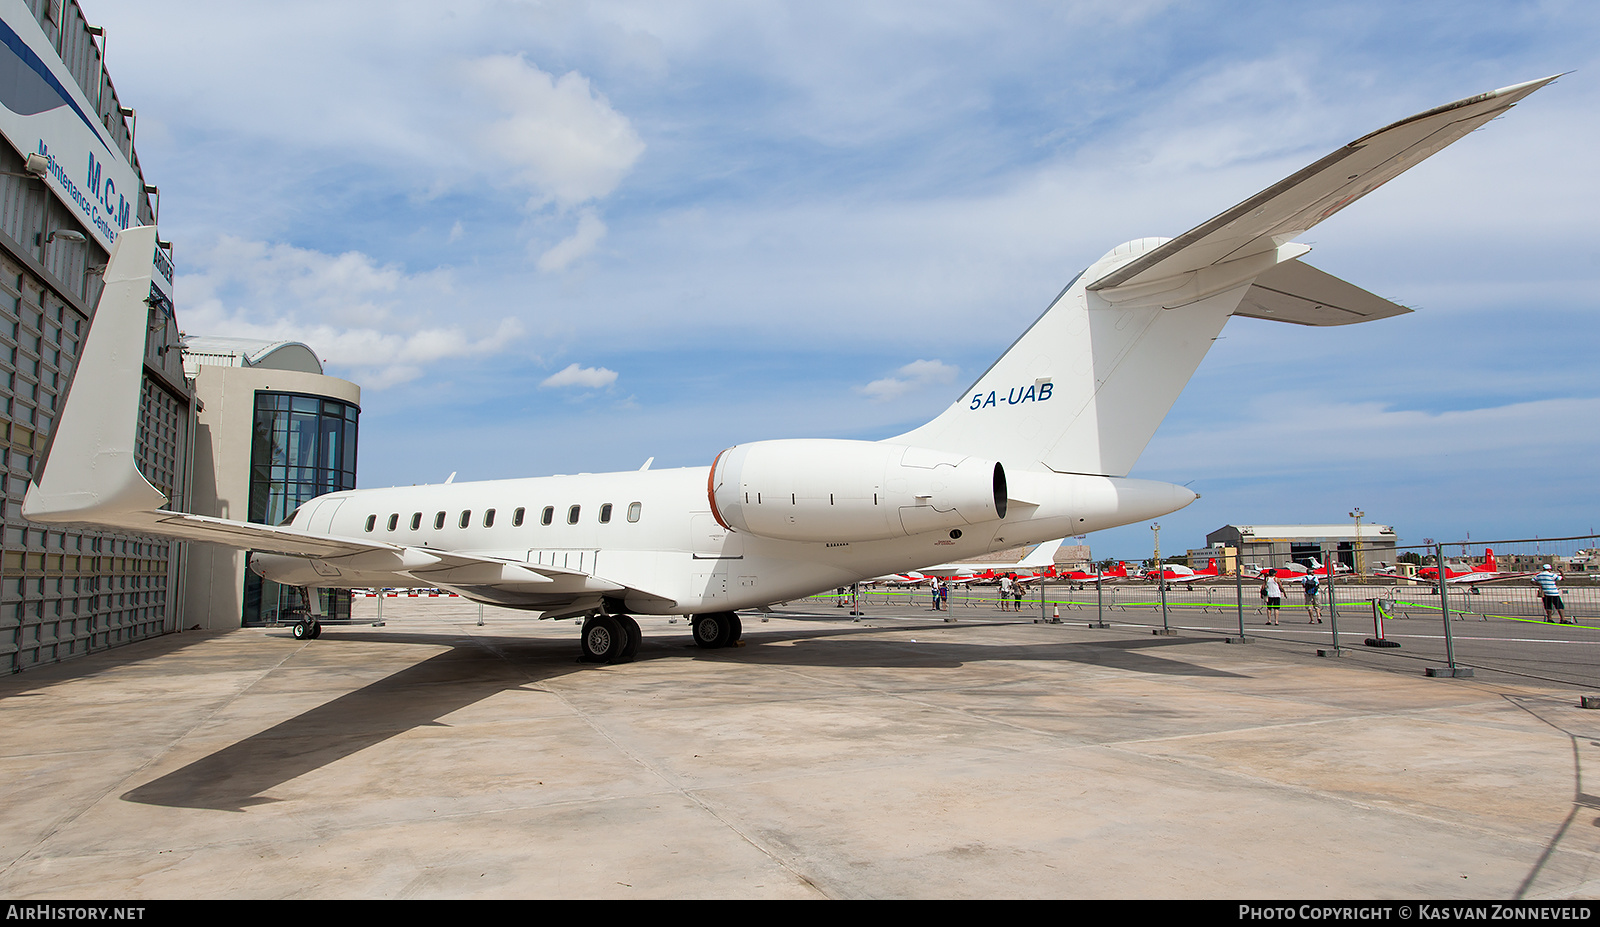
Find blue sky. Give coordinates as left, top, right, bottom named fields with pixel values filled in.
left=90, top=0, right=1598, bottom=561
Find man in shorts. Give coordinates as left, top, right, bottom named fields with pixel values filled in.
left=1533, top=564, right=1569, bottom=624
left=1302, top=573, right=1322, bottom=623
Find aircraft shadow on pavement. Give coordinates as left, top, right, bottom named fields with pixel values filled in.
left=120, top=624, right=1237, bottom=811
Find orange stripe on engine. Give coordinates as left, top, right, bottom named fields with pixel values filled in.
left=707, top=448, right=732, bottom=530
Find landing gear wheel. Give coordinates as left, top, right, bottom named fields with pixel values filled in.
left=693, top=612, right=739, bottom=649
left=615, top=614, right=641, bottom=662
left=581, top=614, right=627, bottom=663
left=310, top=620, right=323, bottom=639
left=292, top=619, right=312, bottom=640
left=726, top=613, right=742, bottom=645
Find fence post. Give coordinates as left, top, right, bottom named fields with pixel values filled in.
left=1426, top=542, right=1473, bottom=677
left=1233, top=555, right=1249, bottom=642
left=1156, top=571, right=1174, bottom=635
left=1320, top=546, right=1345, bottom=657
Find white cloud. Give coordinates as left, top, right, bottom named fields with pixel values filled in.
left=178, top=234, right=525, bottom=389
left=536, top=210, right=608, bottom=272
left=1143, top=397, right=1600, bottom=478
left=540, top=363, right=619, bottom=389
left=464, top=53, right=645, bottom=211
left=857, top=359, right=960, bottom=402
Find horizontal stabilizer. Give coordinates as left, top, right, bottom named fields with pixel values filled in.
left=1234, top=259, right=1411, bottom=326
left=1088, top=75, right=1560, bottom=293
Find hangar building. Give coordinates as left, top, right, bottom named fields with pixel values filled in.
left=2, top=1, right=363, bottom=671
left=1205, top=523, right=1399, bottom=574
left=0, top=0, right=183, bottom=671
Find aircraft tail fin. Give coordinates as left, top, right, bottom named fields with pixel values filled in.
left=889, top=76, right=1557, bottom=478
left=1485, top=548, right=1498, bottom=572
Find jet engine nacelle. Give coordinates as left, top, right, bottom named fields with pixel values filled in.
left=708, top=439, right=1007, bottom=543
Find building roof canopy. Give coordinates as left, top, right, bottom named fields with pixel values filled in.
left=181, top=337, right=323, bottom=375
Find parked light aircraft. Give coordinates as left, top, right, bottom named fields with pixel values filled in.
left=1149, top=558, right=1222, bottom=586
left=1416, top=549, right=1530, bottom=586
left=21, top=77, right=1557, bottom=664
left=871, top=538, right=1064, bottom=586
left=926, top=539, right=1065, bottom=582
left=1057, top=562, right=1132, bottom=587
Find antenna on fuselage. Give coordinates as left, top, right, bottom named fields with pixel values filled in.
left=445, top=472, right=457, bottom=484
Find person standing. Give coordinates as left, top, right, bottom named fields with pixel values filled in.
left=1261, top=570, right=1284, bottom=625
left=1533, top=564, right=1569, bottom=624
left=1302, top=573, right=1322, bottom=623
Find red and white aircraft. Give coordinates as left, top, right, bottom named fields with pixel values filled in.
left=1057, top=561, right=1132, bottom=586
left=1150, top=558, right=1223, bottom=586
left=878, top=539, right=1065, bottom=586
left=1416, top=549, right=1531, bottom=585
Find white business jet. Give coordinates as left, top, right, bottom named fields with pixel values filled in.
left=22, top=77, right=1557, bottom=663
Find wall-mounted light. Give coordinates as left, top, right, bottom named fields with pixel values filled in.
left=118, top=105, right=136, bottom=149
left=46, top=229, right=86, bottom=244
left=0, top=153, right=51, bottom=181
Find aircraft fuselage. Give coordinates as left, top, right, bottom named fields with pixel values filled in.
left=250, top=464, right=1195, bottom=615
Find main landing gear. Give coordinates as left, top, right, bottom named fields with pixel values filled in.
left=581, top=613, right=642, bottom=664
left=579, top=611, right=744, bottom=664
left=692, top=611, right=742, bottom=650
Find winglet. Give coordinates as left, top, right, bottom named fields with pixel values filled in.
left=23, top=226, right=168, bottom=524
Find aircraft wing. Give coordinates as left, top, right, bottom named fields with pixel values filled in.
left=1444, top=570, right=1536, bottom=586
left=1016, top=538, right=1065, bottom=569
left=1088, top=75, right=1560, bottom=294
left=19, top=227, right=674, bottom=613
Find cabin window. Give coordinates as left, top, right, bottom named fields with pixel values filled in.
left=387, top=514, right=399, bottom=532
left=599, top=503, right=612, bottom=524
left=628, top=502, right=642, bottom=523
left=541, top=506, right=554, bottom=526
left=434, top=511, right=446, bottom=530
left=483, top=508, right=496, bottom=528
left=567, top=505, right=580, bottom=525
left=512, top=507, right=525, bottom=527
left=459, top=510, right=471, bottom=529
left=410, top=513, right=422, bottom=531
left=364, top=515, right=376, bottom=532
